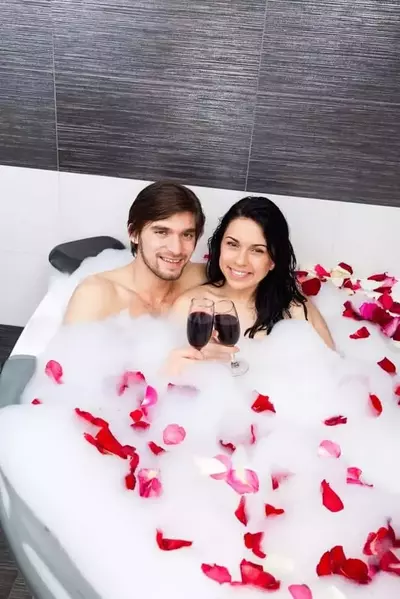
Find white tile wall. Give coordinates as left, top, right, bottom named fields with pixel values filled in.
left=1, top=164, right=399, bottom=325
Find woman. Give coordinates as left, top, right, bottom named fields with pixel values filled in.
left=166, top=196, right=335, bottom=374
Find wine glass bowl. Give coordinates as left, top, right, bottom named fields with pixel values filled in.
left=214, top=299, right=249, bottom=376
left=187, top=298, right=214, bottom=350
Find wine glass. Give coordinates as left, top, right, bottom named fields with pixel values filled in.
left=187, top=298, right=215, bottom=350
left=214, top=300, right=249, bottom=376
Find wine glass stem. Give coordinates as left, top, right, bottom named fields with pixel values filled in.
left=230, top=353, right=239, bottom=369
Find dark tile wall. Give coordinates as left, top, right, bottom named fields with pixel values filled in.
left=0, top=0, right=399, bottom=205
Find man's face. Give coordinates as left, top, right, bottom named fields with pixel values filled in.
left=133, top=212, right=197, bottom=281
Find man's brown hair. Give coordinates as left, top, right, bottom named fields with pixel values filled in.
left=127, top=181, right=205, bottom=255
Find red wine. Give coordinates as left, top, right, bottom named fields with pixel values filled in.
left=187, top=311, right=214, bottom=349
left=214, top=313, right=240, bottom=346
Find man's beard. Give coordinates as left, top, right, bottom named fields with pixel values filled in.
left=138, top=243, right=187, bottom=281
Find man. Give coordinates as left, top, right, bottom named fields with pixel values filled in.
left=64, top=181, right=207, bottom=324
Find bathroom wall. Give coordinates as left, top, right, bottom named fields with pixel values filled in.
left=1, top=0, right=400, bottom=325
left=1, top=0, right=399, bottom=205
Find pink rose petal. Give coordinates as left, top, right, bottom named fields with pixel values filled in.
left=162, top=424, right=186, bottom=446
left=289, top=584, right=313, bottom=599
left=138, top=468, right=163, bottom=498
left=117, top=370, right=145, bottom=396
left=227, top=468, right=259, bottom=495
left=45, top=360, right=63, bottom=384
left=318, top=440, right=341, bottom=458
left=347, top=467, right=373, bottom=488
left=141, top=385, right=158, bottom=408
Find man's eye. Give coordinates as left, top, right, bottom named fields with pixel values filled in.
left=155, top=230, right=167, bottom=236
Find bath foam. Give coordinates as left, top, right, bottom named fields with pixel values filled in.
left=0, top=255, right=400, bottom=598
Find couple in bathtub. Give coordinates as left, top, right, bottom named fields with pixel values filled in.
left=64, top=180, right=335, bottom=374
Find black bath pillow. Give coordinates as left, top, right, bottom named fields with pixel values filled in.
left=48, top=236, right=126, bottom=274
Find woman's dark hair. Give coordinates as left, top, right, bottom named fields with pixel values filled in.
left=206, top=196, right=306, bottom=338
left=127, top=181, right=205, bottom=255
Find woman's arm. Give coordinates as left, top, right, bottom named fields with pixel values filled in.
left=290, top=300, right=335, bottom=350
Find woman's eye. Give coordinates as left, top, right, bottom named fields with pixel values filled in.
left=227, top=241, right=237, bottom=247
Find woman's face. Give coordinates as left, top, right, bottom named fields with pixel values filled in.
left=219, top=217, right=275, bottom=292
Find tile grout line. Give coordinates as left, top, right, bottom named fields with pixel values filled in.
left=244, top=0, right=270, bottom=192
left=50, top=4, right=60, bottom=172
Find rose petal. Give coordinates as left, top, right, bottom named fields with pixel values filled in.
left=301, top=277, right=322, bottom=297
left=239, top=559, right=280, bottom=590
left=131, top=420, right=150, bottom=431
left=346, top=467, right=373, bottom=488
left=125, top=473, right=136, bottom=490
left=369, top=393, right=383, bottom=417
left=201, top=563, right=232, bottom=584
left=265, top=504, right=285, bottom=517
left=271, top=471, right=291, bottom=490
left=289, top=584, right=313, bottom=599
left=138, top=468, right=162, bottom=498
left=321, top=480, right=344, bottom=512
left=342, top=301, right=362, bottom=321
left=31, top=399, right=42, bottom=405
left=227, top=468, right=259, bottom=495
left=148, top=441, right=165, bottom=455
left=156, top=529, right=192, bottom=551
left=244, top=532, right=266, bottom=559
left=45, top=360, right=63, bottom=384
left=317, top=550, right=333, bottom=576
left=340, top=558, right=370, bottom=584
left=349, top=326, right=370, bottom=340
left=219, top=440, right=236, bottom=454
left=95, top=427, right=131, bottom=459
left=315, top=264, right=331, bottom=279
left=209, top=454, right=231, bottom=479
left=117, top=370, right=145, bottom=396
left=141, top=385, right=158, bottom=408
left=377, top=357, right=397, bottom=374
left=130, top=409, right=144, bottom=423
left=324, top=415, right=347, bottom=426
left=251, top=393, right=276, bottom=414
left=235, top=496, right=248, bottom=526
left=338, top=262, right=353, bottom=275
left=163, top=424, right=186, bottom=445
left=249, top=424, right=257, bottom=445
left=318, top=440, right=341, bottom=458
left=378, top=293, right=394, bottom=311
left=75, top=408, right=109, bottom=428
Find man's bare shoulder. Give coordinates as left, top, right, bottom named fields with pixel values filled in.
left=179, top=262, right=207, bottom=291
left=63, top=274, right=118, bottom=324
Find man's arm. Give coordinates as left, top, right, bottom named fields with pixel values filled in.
left=63, top=277, right=115, bottom=325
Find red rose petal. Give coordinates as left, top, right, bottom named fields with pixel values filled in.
left=249, top=424, right=257, bottom=445
left=338, top=262, right=353, bottom=275
left=148, top=441, right=165, bottom=455
left=378, top=293, right=394, bottom=311
left=301, top=277, right=321, bottom=297
left=340, top=558, right=370, bottom=584
left=235, top=496, right=248, bottom=526
left=251, top=393, right=276, bottom=413
left=244, top=532, right=266, bottom=559
left=271, top=471, right=291, bottom=490
left=369, top=393, right=383, bottom=416
left=342, top=301, right=362, bottom=321
left=350, top=326, right=370, bottom=340
left=156, top=529, right=192, bottom=551
left=395, top=384, right=400, bottom=397
left=131, top=420, right=150, bottom=431
left=316, top=550, right=333, bottom=576
left=201, top=563, right=232, bottom=584
left=31, top=399, right=42, bottom=405
left=219, top=440, right=236, bottom=453
left=45, top=360, right=63, bottom=384
left=390, top=302, right=400, bottom=315
left=315, top=264, right=331, bottom=279
left=117, top=370, right=145, bottom=396
left=96, top=426, right=130, bottom=459
left=377, top=357, right=397, bottom=375
left=75, top=408, right=109, bottom=428
left=289, top=584, right=313, bottom=599
left=321, top=480, right=344, bottom=512
left=125, top=472, right=136, bottom=490
left=130, top=409, right=144, bottom=423
left=265, top=503, right=285, bottom=517
left=239, top=559, right=280, bottom=591
left=324, top=415, right=347, bottom=426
